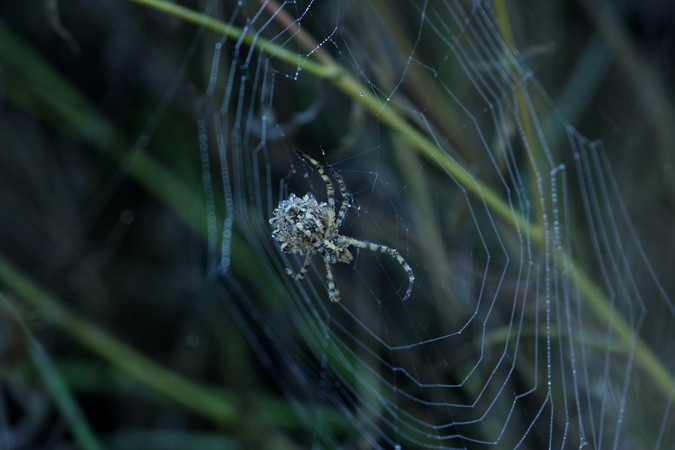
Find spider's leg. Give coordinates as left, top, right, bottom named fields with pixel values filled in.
left=323, top=258, right=341, bottom=303
left=327, top=166, right=349, bottom=228
left=295, top=150, right=336, bottom=222
left=341, top=237, right=415, bottom=301
left=285, top=251, right=315, bottom=280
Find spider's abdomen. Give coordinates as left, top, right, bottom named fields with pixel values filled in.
left=269, top=193, right=331, bottom=254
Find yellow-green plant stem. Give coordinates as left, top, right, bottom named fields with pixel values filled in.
left=493, top=0, right=674, bottom=399
left=493, top=0, right=547, bottom=227
left=127, top=0, right=540, bottom=244
left=123, top=0, right=674, bottom=397
left=129, top=0, right=338, bottom=78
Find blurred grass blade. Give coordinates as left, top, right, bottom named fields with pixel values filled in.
left=30, top=344, right=105, bottom=450
left=0, top=253, right=238, bottom=426
left=0, top=18, right=273, bottom=300
left=1, top=296, right=104, bottom=450
left=105, top=430, right=237, bottom=450
left=0, top=253, right=351, bottom=432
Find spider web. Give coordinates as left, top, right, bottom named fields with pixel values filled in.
left=194, top=1, right=675, bottom=448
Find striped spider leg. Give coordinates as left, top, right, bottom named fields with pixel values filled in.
left=336, top=236, right=415, bottom=302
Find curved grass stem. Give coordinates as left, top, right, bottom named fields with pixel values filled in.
left=123, top=0, right=674, bottom=398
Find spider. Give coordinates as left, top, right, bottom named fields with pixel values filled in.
left=269, top=150, right=415, bottom=303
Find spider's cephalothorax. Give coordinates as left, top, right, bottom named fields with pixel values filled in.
left=270, top=150, right=415, bottom=303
